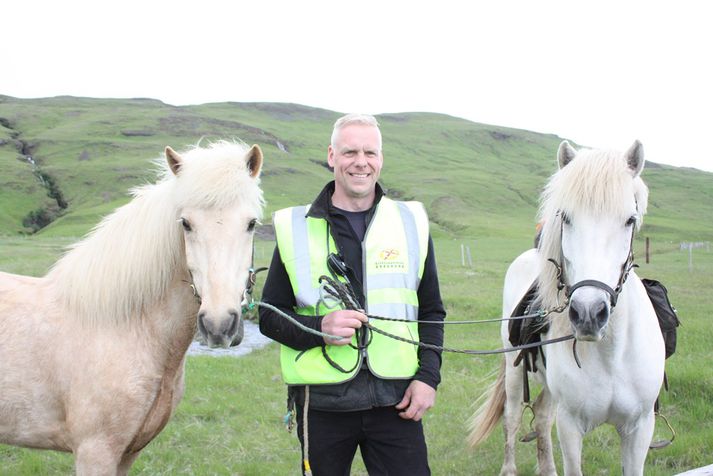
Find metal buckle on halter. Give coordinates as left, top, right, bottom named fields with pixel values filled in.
left=241, top=266, right=268, bottom=314
left=241, top=267, right=257, bottom=313
left=240, top=289, right=254, bottom=313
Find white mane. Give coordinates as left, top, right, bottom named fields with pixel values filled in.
left=535, top=147, right=649, bottom=313
left=47, top=141, right=264, bottom=326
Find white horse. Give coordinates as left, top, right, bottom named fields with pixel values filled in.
left=0, top=141, right=264, bottom=475
left=468, top=141, right=665, bottom=476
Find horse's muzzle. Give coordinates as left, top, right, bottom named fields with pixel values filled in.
left=198, top=309, right=242, bottom=348
left=569, top=297, right=609, bottom=341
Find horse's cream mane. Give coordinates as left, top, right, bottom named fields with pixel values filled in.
left=47, top=141, right=264, bottom=326
left=535, top=147, right=649, bottom=316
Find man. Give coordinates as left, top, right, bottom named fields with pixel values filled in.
left=259, top=113, right=445, bottom=475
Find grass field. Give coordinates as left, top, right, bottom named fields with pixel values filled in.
left=0, top=233, right=710, bottom=475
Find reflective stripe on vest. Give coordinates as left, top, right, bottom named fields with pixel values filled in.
left=273, top=197, right=429, bottom=385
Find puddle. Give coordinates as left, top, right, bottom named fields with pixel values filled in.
left=187, top=320, right=273, bottom=357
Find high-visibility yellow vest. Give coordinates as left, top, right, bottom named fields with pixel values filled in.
left=273, top=197, right=429, bottom=385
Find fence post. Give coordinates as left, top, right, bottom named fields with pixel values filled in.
left=645, top=237, right=650, bottom=264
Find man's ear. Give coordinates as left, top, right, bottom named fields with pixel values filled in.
left=327, top=145, right=336, bottom=172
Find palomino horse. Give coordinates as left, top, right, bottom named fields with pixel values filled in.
left=468, top=141, right=665, bottom=476
left=0, top=141, right=264, bottom=475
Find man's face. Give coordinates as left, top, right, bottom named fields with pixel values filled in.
left=328, top=124, right=383, bottom=203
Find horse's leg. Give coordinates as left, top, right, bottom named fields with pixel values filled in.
left=74, top=439, right=124, bottom=476
left=533, top=386, right=556, bottom=476
left=619, top=411, right=655, bottom=476
left=500, top=356, right=524, bottom=476
left=556, top=412, right=584, bottom=476
left=117, top=451, right=141, bottom=476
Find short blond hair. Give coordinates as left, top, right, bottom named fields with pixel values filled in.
left=330, top=113, right=382, bottom=150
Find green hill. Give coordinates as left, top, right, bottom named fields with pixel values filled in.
left=1, top=95, right=711, bottom=243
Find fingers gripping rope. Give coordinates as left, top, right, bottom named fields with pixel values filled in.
left=256, top=302, right=346, bottom=342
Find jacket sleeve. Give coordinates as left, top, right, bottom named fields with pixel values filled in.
left=413, top=235, right=446, bottom=390
left=258, top=245, right=325, bottom=350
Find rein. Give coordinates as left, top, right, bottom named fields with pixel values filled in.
left=255, top=300, right=575, bottom=356
left=304, top=275, right=575, bottom=356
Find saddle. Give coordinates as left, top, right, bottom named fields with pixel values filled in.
left=641, top=278, right=680, bottom=359
left=508, top=283, right=548, bottom=374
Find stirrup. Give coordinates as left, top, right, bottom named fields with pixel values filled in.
left=649, top=412, right=676, bottom=449
left=519, top=403, right=538, bottom=443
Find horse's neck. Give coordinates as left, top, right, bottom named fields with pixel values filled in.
left=48, top=183, right=185, bottom=327
left=142, top=267, right=200, bottom=365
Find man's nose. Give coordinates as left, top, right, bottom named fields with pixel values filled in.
left=354, top=151, right=367, bottom=164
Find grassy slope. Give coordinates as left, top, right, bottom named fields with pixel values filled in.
left=2, top=95, right=711, bottom=243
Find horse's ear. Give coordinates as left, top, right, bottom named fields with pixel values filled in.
left=625, top=140, right=645, bottom=177
left=165, top=146, right=183, bottom=176
left=557, top=140, right=577, bottom=169
left=246, top=144, right=263, bottom=178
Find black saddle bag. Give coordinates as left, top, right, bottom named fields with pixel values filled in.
left=641, top=278, right=680, bottom=359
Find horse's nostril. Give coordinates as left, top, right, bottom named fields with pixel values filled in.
left=225, top=309, right=240, bottom=336
left=594, top=301, right=609, bottom=325
left=569, top=301, right=583, bottom=324
left=197, top=311, right=208, bottom=335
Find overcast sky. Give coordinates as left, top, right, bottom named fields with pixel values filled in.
left=3, top=1, right=712, bottom=172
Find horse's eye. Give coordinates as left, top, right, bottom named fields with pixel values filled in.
left=180, top=218, right=192, bottom=232
left=561, top=212, right=571, bottom=225
left=247, top=219, right=258, bottom=232
left=625, top=216, right=637, bottom=227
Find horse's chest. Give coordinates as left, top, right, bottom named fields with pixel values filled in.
left=548, top=360, right=652, bottom=424
left=127, top=367, right=185, bottom=453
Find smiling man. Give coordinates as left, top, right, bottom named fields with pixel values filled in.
left=259, top=114, right=446, bottom=476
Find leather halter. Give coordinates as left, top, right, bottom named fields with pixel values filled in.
left=550, top=212, right=636, bottom=309
left=186, top=241, right=267, bottom=312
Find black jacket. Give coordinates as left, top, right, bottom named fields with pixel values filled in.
left=259, top=181, right=446, bottom=411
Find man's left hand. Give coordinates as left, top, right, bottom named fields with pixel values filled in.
left=395, top=380, right=436, bottom=421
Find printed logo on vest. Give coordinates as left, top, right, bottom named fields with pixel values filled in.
left=376, top=248, right=405, bottom=270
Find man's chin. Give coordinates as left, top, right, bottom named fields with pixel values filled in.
left=346, top=187, right=373, bottom=198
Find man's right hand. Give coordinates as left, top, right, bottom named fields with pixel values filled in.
left=321, top=310, right=368, bottom=345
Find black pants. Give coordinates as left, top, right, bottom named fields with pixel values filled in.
left=296, top=405, right=430, bottom=476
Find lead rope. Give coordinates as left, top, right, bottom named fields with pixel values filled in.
left=302, top=385, right=312, bottom=476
